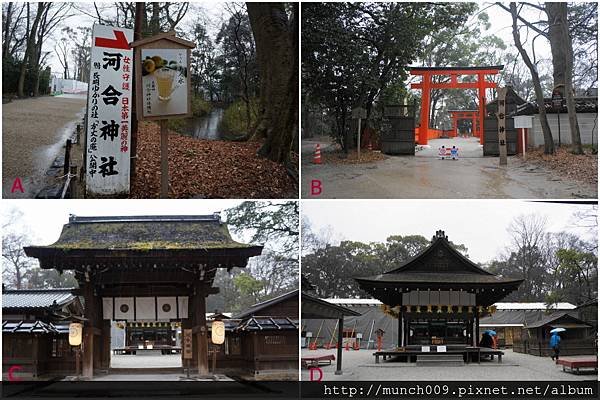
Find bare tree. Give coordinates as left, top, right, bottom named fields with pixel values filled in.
left=506, top=213, right=549, bottom=301
left=546, top=3, right=583, bottom=154
left=504, top=2, right=555, bottom=154
left=2, top=208, right=35, bottom=289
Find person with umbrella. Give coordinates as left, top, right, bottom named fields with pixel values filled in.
left=549, top=328, right=565, bottom=362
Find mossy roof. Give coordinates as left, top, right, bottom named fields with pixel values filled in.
left=36, top=215, right=257, bottom=251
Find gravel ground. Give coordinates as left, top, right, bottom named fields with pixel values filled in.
left=2, top=95, right=86, bottom=198
left=302, top=137, right=597, bottom=199
left=301, top=348, right=597, bottom=381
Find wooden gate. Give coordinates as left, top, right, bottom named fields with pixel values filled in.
left=483, top=117, right=517, bottom=156
left=380, top=105, right=416, bottom=155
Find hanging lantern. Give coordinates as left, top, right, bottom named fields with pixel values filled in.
left=405, top=305, right=410, bottom=313
left=69, top=322, right=83, bottom=346
left=447, top=304, right=453, bottom=314
left=427, top=305, right=433, bottom=313
left=457, top=306, right=463, bottom=314
left=477, top=306, right=483, bottom=314
left=437, top=304, right=442, bottom=313
left=468, top=306, right=473, bottom=314
left=416, top=306, right=421, bottom=313
left=212, top=321, right=225, bottom=345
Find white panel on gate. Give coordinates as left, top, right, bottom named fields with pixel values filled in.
left=157, top=297, right=178, bottom=320
left=136, top=297, right=156, bottom=321
left=178, top=297, right=189, bottom=319
left=439, top=291, right=450, bottom=304
left=409, top=291, right=418, bottom=305
left=114, top=297, right=134, bottom=320
left=418, top=291, right=428, bottom=305
left=102, top=297, right=113, bottom=320
left=402, top=293, right=409, bottom=304
left=449, top=291, right=460, bottom=305
left=85, top=24, right=134, bottom=196
left=430, top=291, right=440, bottom=305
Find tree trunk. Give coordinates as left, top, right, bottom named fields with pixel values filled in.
left=150, top=3, right=160, bottom=34
left=509, top=2, right=555, bottom=154
left=17, top=3, right=43, bottom=98
left=246, top=3, right=298, bottom=165
left=3, top=2, right=13, bottom=58
left=130, top=2, right=145, bottom=180
left=546, top=3, right=583, bottom=154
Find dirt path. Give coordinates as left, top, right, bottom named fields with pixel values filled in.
left=302, top=148, right=597, bottom=199
left=2, top=95, right=86, bottom=198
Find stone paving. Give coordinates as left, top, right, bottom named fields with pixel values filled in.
left=301, top=348, right=597, bottom=381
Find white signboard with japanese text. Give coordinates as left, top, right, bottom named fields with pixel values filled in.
left=86, top=24, right=133, bottom=196
left=141, top=48, right=188, bottom=118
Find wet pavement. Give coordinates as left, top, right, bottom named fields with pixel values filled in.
left=301, top=137, right=596, bottom=199
left=2, top=94, right=86, bottom=198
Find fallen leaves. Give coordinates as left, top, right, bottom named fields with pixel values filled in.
left=130, top=122, right=298, bottom=198
left=525, top=146, right=598, bottom=185
left=319, top=148, right=387, bottom=165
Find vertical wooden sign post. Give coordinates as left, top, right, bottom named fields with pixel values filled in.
left=497, top=87, right=508, bottom=166
left=183, top=328, right=193, bottom=378
left=131, top=32, right=195, bottom=198
left=352, top=107, right=367, bottom=159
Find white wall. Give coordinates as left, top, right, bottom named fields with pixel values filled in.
left=529, top=113, right=598, bottom=147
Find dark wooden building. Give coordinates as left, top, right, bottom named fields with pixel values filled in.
left=513, top=312, right=595, bottom=357
left=24, top=214, right=263, bottom=378
left=208, top=290, right=299, bottom=379
left=2, top=288, right=83, bottom=379
left=355, top=230, right=523, bottom=348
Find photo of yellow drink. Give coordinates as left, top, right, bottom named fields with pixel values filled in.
left=155, top=68, right=176, bottom=101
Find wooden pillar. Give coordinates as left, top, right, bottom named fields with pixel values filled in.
left=398, top=310, right=403, bottom=347
left=477, top=73, right=486, bottom=144
left=335, top=317, right=343, bottom=375
left=475, top=311, right=480, bottom=346
left=82, top=330, right=94, bottom=378
left=196, top=291, right=209, bottom=376
left=81, top=282, right=95, bottom=378
left=100, top=320, right=111, bottom=370
left=452, top=114, right=457, bottom=138
left=472, top=115, right=477, bottom=137
left=418, top=72, right=431, bottom=145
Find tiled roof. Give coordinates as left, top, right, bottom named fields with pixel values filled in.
left=233, top=289, right=298, bottom=319
left=2, top=320, right=70, bottom=334
left=235, top=316, right=298, bottom=331
left=2, top=288, right=76, bottom=310
left=25, top=214, right=259, bottom=251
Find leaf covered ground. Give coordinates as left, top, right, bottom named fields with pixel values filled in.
left=130, top=122, right=298, bottom=198
left=526, top=146, right=598, bottom=185
left=315, top=147, right=387, bottom=165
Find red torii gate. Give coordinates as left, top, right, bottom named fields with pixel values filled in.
left=410, top=66, right=503, bottom=145
left=448, top=110, right=479, bottom=138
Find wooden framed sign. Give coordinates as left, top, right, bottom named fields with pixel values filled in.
left=183, top=328, right=193, bottom=359
left=131, top=32, right=195, bottom=121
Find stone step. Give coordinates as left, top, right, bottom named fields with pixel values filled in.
left=416, top=354, right=464, bottom=367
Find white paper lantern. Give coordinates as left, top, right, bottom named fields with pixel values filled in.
left=212, top=321, right=225, bottom=345
left=69, top=322, right=83, bottom=346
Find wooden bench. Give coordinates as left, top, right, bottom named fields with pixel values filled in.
left=301, top=354, right=335, bottom=369
left=557, top=357, right=598, bottom=374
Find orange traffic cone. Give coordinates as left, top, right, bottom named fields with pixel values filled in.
left=313, top=144, right=322, bottom=164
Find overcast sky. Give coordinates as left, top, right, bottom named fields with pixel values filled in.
left=43, top=2, right=555, bottom=78
left=302, top=200, right=596, bottom=264
left=3, top=199, right=250, bottom=245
